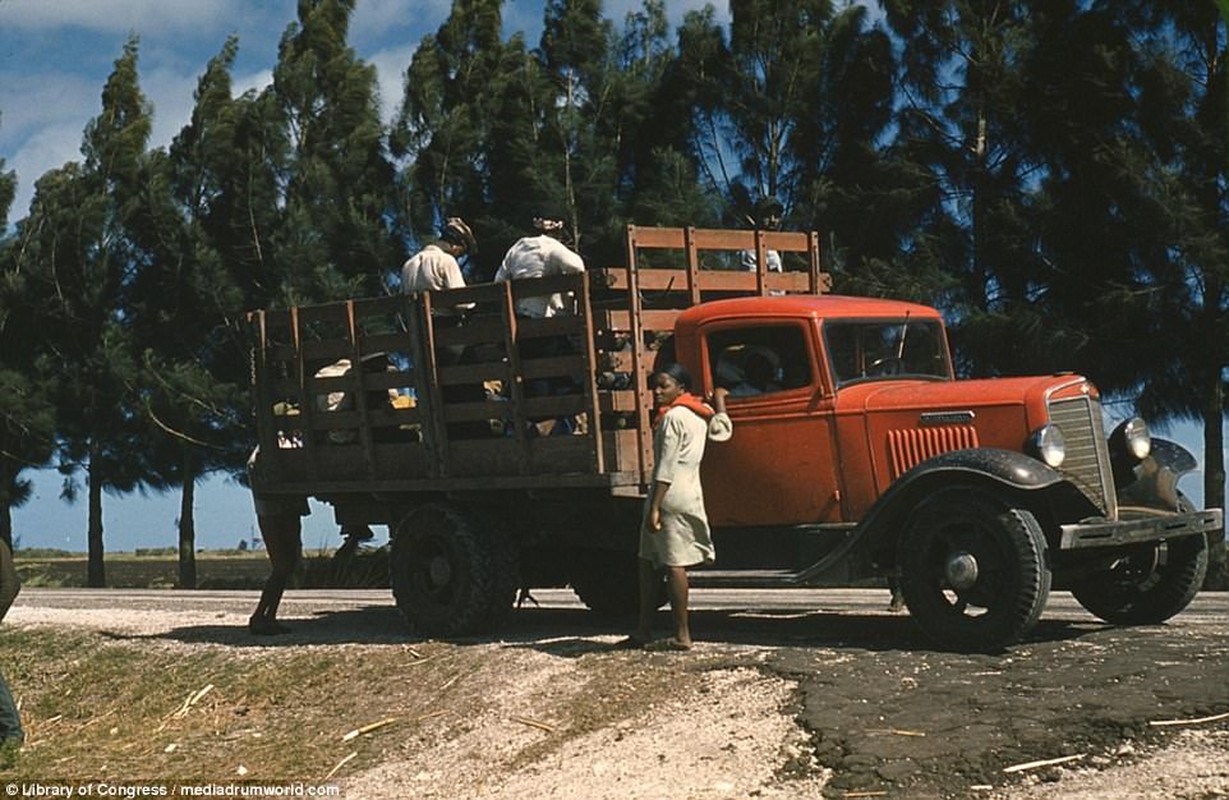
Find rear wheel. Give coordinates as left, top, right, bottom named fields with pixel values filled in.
left=1070, top=533, right=1207, bottom=625
left=899, top=488, right=1051, bottom=652
left=389, top=503, right=518, bottom=637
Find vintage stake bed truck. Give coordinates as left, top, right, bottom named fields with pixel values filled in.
left=247, top=226, right=1221, bottom=650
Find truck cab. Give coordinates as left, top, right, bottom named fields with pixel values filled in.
left=670, top=294, right=1219, bottom=649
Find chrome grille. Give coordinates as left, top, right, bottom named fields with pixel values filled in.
left=1047, top=396, right=1117, bottom=518
left=887, top=426, right=979, bottom=479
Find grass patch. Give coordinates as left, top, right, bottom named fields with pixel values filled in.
left=0, top=620, right=709, bottom=788
left=0, top=628, right=451, bottom=782
left=14, top=548, right=391, bottom=591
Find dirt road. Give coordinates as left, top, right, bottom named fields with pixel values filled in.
left=10, top=587, right=1229, bottom=798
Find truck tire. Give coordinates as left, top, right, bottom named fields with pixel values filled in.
left=1070, top=533, right=1207, bottom=626
left=389, top=503, right=518, bottom=637
left=568, top=550, right=666, bottom=616
left=898, top=488, right=1051, bottom=652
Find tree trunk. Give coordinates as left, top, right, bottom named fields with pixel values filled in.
left=1203, top=381, right=1227, bottom=589
left=87, top=456, right=106, bottom=588
left=178, top=450, right=198, bottom=590
left=0, top=457, right=12, bottom=549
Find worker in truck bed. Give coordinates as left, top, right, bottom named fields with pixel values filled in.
left=401, top=216, right=478, bottom=347
left=494, top=206, right=585, bottom=318
left=495, top=207, right=587, bottom=436
left=401, top=216, right=488, bottom=440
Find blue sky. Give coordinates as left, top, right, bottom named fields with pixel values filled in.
left=1, top=0, right=1220, bottom=553
left=0, top=0, right=722, bottom=553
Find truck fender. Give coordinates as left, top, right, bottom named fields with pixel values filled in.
left=855, top=448, right=1091, bottom=569
left=1118, top=437, right=1197, bottom=513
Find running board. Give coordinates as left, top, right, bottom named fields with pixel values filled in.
left=689, top=569, right=805, bottom=588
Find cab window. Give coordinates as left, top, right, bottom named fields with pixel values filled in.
left=824, top=319, right=948, bottom=386
left=707, top=325, right=812, bottom=399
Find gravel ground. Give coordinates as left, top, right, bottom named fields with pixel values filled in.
left=8, top=589, right=1229, bottom=799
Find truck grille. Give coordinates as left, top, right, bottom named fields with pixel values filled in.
left=887, top=426, right=979, bottom=479
left=1047, top=396, right=1116, bottom=518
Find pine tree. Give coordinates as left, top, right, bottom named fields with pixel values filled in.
left=269, top=0, right=401, bottom=302
left=1105, top=3, right=1228, bottom=586
left=0, top=115, right=56, bottom=549
left=878, top=0, right=1053, bottom=330
left=621, top=4, right=722, bottom=229
left=393, top=0, right=515, bottom=278
left=788, top=4, right=943, bottom=296
left=13, top=38, right=157, bottom=586
left=128, top=39, right=255, bottom=588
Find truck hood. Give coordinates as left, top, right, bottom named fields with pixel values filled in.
left=847, top=373, right=1094, bottom=418
left=835, top=373, right=1098, bottom=502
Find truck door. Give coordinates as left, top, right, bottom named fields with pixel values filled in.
left=698, top=320, right=842, bottom=526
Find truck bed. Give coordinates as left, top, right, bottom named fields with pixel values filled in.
left=247, top=226, right=827, bottom=498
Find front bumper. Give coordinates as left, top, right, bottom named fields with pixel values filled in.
left=1059, top=508, right=1223, bottom=550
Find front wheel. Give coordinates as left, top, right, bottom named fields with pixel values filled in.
left=1070, top=533, right=1207, bottom=625
left=389, top=503, right=518, bottom=637
left=898, top=488, right=1051, bottom=652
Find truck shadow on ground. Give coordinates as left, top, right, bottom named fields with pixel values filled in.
left=149, top=603, right=1106, bottom=655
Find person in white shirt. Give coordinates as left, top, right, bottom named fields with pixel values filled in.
left=494, top=210, right=586, bottom=318
left=401, top=216, right=478, bottom=307
left=495, top=209, right=587, bottom=434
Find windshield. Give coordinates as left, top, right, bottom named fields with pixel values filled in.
left=824, top=318, right=950, bottom=386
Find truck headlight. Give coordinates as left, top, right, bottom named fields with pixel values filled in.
left=1110, top=417, right=1151, bottom=463
left=1028, top=423, right=1066, bottom=468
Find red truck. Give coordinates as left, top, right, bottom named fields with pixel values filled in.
left=247, top=226, right=1221, bottom=650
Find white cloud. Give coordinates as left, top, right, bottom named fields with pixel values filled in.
left=350, top=0, right=449, bottom=45
left=0, top=0, right=276, bottom=36
left=367, top=44, right=416, bottom=122
left=233, top=67, right=274, bottom=99
left=0, top=71, right=98, bottom=144
left=6, top=120, right=85, bottom=219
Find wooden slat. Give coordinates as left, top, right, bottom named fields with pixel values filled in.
left=508, top=273, right=587, bottom=297
left=360, top=371, right=416, bottom=391
left=438, top=361, right=512, bottom=385
left=628, top=225, right=814, bottom=252
left=599, top=309, right=681, bottom=333
left=297, top=341, right=353, bottom=364
left=429, top=282, right=511, bottom=306
left=593, top=267, right=814, bottom=293
left=433, top=317, right=510, bottom=347
left=599, top=349, right=635, bottom=373
left=359, top=332, right=415, bottom=354
left=366, top=406, right=424, bottom=426
left=515, top=315, right=586, bottom=338
left=519, top=354, right=587, bottom=380
left=598, top=391, right=640, bottom=414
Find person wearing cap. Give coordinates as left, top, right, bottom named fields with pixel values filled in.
left=402, top=216, right=479, bottom=369
left=739, top=196, right=784, bottom=273
left=401, top=216, right=478, bottom=309
left=402, top=217, right=489, bottom=438
left=494, top=208, right=585, bottom=318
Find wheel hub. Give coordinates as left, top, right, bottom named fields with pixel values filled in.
left=428, top=555, right=452, bottom=586
left=945, top=551, right=980, bottom=590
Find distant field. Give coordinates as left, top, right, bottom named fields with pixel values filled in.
left=12, top=548, right=390, bottom=590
